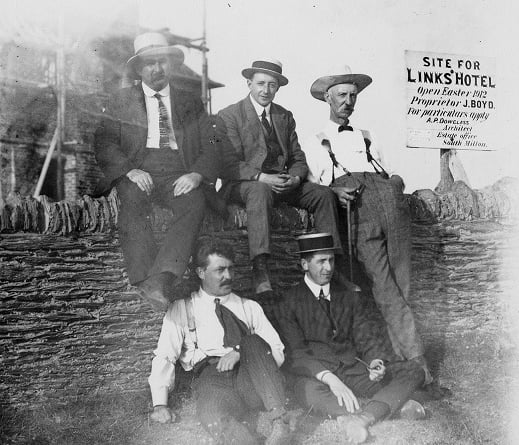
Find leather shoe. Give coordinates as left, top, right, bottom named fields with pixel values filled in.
left=252, top=254, right=272, bottom=294
left=136, top=273, right=172, bottom=312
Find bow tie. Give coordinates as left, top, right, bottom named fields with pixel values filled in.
left=338, top=124, right=353, bottom=132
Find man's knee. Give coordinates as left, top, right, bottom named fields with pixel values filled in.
left=245, top=182, right=273, bottom=208
left=308, top=183, right=337, bottom=203
left=239, top=334, right=271, bottom=359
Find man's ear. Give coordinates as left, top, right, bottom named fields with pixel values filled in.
left=300, top=258, right=309, bottom=272
left=323, top=91, right=331, bottom=104
left=196, top=267, right=205, bottom=281
left=246, top=79, right=252, bottom=89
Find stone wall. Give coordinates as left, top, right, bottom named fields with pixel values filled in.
left=0, top=177, right=517, bottom=408
left=0, top=191, right=310, bottom=408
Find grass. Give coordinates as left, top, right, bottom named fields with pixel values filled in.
left=2, top=331, right=516, bottom=445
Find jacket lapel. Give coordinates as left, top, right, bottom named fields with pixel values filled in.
left=301, top=282, right=335, bottom=331
left=270, top=103, right=288, bottom=160
left=170, top=86, right=185, bottom=151
left=242, top=96, right=268, bottom=152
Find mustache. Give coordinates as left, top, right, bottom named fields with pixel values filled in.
left=220, top=279, right=233, bottom=286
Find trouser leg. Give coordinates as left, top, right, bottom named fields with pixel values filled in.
left=116, top=178, right=157, bottom=284
left=194, top=365, right=257, bottom=445
left=236, top=334, right=286, bottom=413
left=150, top=187, right=206, bottom=281
left=292, top=360, right=424, bottom=421
left=353, top=175, right=424, bottom=360
left=230, top=181, right=273, bottom=260
left=282, top=181, right=343, bottom=254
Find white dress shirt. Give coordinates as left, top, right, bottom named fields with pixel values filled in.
left=303, top=120, right=392, bottom=186
left=304, top=274, right=331, bottom=301
left=148, top=288, right=285, bottom=406
left=142, top=82, right=178, bottom=150
left=249, top=94, right=272, bottom=125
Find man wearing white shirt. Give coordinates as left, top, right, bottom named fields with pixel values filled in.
left=94, top=32, right=220, bottom=311
left=302, top=66, right=431, bottom=384
left=148, top=238, right=294, bottom=445
left=217, top=59, right=342, bottom=302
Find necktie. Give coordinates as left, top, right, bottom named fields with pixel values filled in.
left=261, top=109, right=272, bottom=134
left=214, top=298, right=250, bottom=348
left=154, top=93, right=173, bottom=149
left=318, top=288, right=331, bottom=316
left=338, top=124, right=353, bottom=132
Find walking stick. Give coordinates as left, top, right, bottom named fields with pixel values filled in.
left=346, top=200, right=353, bottom=282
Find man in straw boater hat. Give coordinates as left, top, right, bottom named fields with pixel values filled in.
left=302, top=65, right=432, bottom=384
left=275, top=233, right=426, bottom=444
left=217, top=58, right=342, bottom=303
left=94, top=32, right=222, bottom=311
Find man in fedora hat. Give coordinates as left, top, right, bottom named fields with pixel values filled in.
left=94, top=32, right=221, bottom=311
left=217, top=58, right=342, bottom=302
left=275, top=233, right=426, bottom=444
left=302, top=66, right=432, bottom=383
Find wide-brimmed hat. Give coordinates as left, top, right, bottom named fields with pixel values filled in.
left=310, top=65, right=372, bottom=101
left=242, top=59, right=289, bottom=86
left=295, top=233, right=340, bottom=254
left=126, top=32, right=185, bottom=73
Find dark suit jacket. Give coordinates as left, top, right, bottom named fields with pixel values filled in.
left=216, top=96, right=309, bottom=196
left=94, top=83, right=219, bottom=196
left=276, top=278, right=396, bottom=378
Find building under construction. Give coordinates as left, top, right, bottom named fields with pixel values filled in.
left=0, top=5, right=223, bottom=203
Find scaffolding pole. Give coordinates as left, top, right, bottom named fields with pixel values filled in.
left=56, top=9, right=66, bottom=201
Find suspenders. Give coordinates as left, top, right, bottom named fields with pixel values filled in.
left=319, top=131, right=389, bottom=181
left=181, top=293, right=254, bottom=352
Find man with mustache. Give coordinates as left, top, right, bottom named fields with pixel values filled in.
left=302, top=66, right=432, bottom=383
left=217, top=58, right=342, bottom=303
left=94, top=32, right=220, bottom=311
left=276, top=233, right=425, bottom=444
left=148, top=237, right=295, bottom=444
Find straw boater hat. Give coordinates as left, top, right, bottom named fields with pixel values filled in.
left=310, top=65, right=372, bottom=101
left=126, top=32, right=185, bottom=74
left=295, top=233, right=341, bottom=254
left=242, top=59, right=289, bottom=86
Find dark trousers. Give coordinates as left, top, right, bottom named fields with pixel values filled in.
left=293, top=360, right=424, bottom=420
left=193, top=334, right=285, bottom=444
left=338, top=172, right=423, bottom=360
left=230, top=180, right=343, bottom=260
left=116, top=149, right=205, bottom=284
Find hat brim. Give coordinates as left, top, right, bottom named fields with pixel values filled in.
left=242, top=67, right=288, bottom=86
left=310, top=74, right=372, bottom=101
left=296, top=246, right=341, bottom=254
left=127, top=46, right=185, bottom=72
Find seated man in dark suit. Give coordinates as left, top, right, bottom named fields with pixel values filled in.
left=94, top=32, right=220, bottom=310
left=217, top=58, right=342, bottom=302
left=276, top=233, right=426, bottom=444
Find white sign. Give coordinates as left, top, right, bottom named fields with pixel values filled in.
left=405, top=50, right=496, bottom=150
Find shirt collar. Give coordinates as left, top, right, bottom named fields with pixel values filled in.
left=199, top=287, right=231, bottom=304
left=249, top=94, right=271, bottom=118
left=304, top=274, right=331, bottom=300
left=142, top=82, right=170, bottom=98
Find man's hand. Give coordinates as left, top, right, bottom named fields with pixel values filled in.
left=368, top=359, right=386, bottom=382
left=321, top=372, right=359, bottom=413
left=258, top=173, right=300, bottom=194
left=216, top=350, right=240, bottom=372
left=173, top=172, right=203, bottom=196
left=332, top=186, right=357, bottom=208
left=126, top=169, right=154, bottom=195
left=271, top=173, right=301, bottom=193
left=150, top=405, right=175, bottom=423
